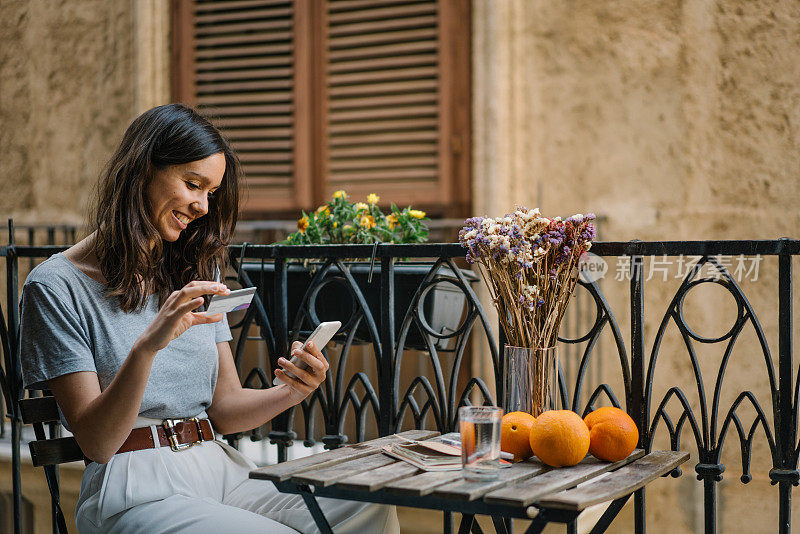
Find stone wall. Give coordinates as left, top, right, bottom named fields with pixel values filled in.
left=472, top=1, right=800, bottom=533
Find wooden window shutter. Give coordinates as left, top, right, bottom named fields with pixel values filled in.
left=172, top=0, right=307, bottom=215
left=323, top=0, right=470, bottom=217
left=172, top=0, right=470, bottom=218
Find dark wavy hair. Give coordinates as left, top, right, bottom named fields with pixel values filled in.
left=89, top=104, right=240, bottom=312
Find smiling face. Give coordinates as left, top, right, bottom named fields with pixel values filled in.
left=145, top=152, right=226, bottom=242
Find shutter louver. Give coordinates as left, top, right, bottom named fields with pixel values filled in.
left=324, top=0, right=443, bottom=205
left=191, top=0, right=298, bottom=212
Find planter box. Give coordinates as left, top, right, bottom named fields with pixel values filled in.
left=241, top=262, right=478, bottom=350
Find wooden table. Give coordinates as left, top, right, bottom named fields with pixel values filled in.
left=250, top=430, right=689, bottom=534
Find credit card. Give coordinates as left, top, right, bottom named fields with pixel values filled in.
left=205, top=287, right=256, bottom=315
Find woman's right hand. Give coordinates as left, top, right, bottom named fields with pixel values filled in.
left=136, top=281, right=230, bottom=353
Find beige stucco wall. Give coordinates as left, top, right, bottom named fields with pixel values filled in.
left=472, top=1, right=799, bottom=533
left=473, top=0, right=799, bottom=241
left=0, top=0, right=169, bottom=226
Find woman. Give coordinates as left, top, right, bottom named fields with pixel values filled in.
left=20, top=104, right=399, bottom=533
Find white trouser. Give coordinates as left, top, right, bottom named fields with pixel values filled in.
left=75, top=418, right=399, bottom=534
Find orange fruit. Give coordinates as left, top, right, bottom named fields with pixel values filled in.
left=501, top=411, right=536, bottom=461
left=529, top=410, right=590, bottom=467
left=584, top=407, right=639, bottom=462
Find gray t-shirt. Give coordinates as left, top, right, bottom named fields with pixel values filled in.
left=20, top=253, right=232, bottom=420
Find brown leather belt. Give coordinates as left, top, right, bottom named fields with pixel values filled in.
left=116, top=418, right=214, bottom=454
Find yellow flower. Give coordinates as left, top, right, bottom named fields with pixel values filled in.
left=316, top=205, right=330, bottom=215
left=386, top=214, right=399, bottom=228
left=359, top=215, right=375, bottom=229
left=297, top=216, right=310, bottom=233
left=333, top=222, right=338, bottom=228
left=367, top=193, right=380, bottom=204
left=409, top=209, right=426, bottom=219
left=355, top=202, right=369, bottom=212
left=332, top=190, right=348, bottom=200
left=343, top=224, right=353, bottom=233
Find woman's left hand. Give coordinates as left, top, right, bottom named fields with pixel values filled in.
left=275, top=340, right=329, bottom=403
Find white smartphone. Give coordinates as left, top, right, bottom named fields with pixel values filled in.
left=274, top=320, right=341, bottom=385
left=205, top=287, right=256, bottom=315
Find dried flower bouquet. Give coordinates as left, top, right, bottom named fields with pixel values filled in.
left=459, top=208, right=596, bottom=349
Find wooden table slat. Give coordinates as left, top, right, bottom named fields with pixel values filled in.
left=483, top=450, right=645, bottom=507
left=536, top=450, right=690, bottom=511
left=292, top=452, right=398, bottom=487
left=335, top=459, right=421, bottom=492
left=430, top=462, right=547, bottom=501
left=382, top=469, right=465, bottom=496
left=249, top=430, right=439, bottom=482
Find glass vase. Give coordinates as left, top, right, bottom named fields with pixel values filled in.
left=502, top=345, right=558, bottom=417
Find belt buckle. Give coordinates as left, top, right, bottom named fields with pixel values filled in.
left=162, top=418, right=203, bottom=452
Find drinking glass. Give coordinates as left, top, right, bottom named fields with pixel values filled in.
left=458, top=405, right=503, bottom=481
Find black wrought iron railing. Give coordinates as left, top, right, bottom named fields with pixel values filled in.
left=2, top=229, right=799, bottom=534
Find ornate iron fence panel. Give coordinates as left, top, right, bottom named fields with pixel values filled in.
left=2, top=232, right=799, bottom=534
left=226, top=244, right=502, bottom=459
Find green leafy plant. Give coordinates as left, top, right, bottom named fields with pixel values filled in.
left=283, top=190, right=429, bottom=245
